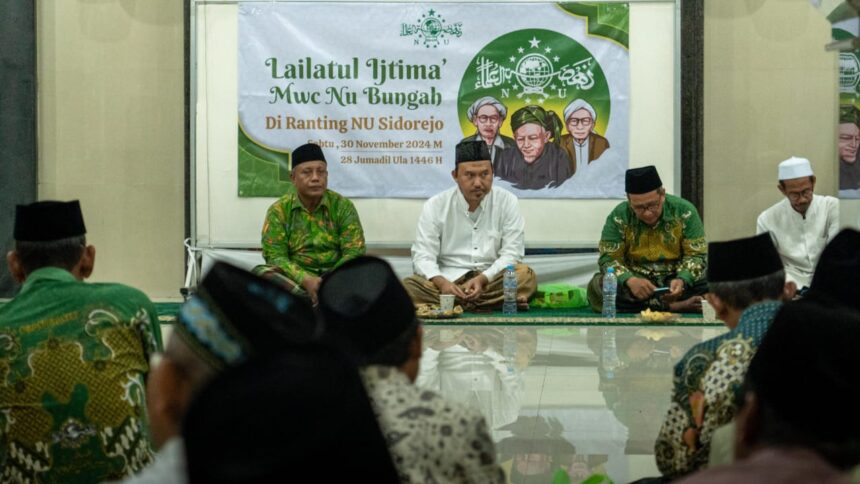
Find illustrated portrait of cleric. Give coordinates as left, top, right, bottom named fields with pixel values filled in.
left=461, top=96, right=515, bottom=164
left=560, top=98, right=610, bottom=177
left=494, top=105, right=573, bottom=190
left=838, top=104, right=860, bottom=196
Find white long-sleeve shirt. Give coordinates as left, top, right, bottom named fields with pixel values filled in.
left=411, top=186, right=525, bottom=282
left=756, top=195, right=839, bottom=288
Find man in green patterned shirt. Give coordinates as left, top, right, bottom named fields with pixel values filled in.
left=0, top=201, right=162, bottom=483
left=587, top=166, right=707, bottom=313
left=253, top=143, right=366, bottom=305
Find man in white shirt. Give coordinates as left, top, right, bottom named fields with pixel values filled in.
left=756, top=156, right=839, bottom=289
left=404, top=140, right=537, bottom=310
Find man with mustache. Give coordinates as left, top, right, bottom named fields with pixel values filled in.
left=253, top=142, right=366, bottom=305
left=461, top=96, right=515, bottom=165
left=587, top=166, right=708, bottom=313
left=404, top=140, right=537, bottom=310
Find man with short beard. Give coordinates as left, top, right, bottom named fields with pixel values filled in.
left=403, top=140, right=537, bottom=310
left=756, top=157, right=838, bottom=290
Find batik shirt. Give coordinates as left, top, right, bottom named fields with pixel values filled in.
left=260, top=187, right=366, bottom=283
left=0, top=267, right=162, bottom=483
left=598, top=194, right=707, bottom=287
left=360, top=365, right=505, bottom=484
left=655, top=301, right=782, bottom=478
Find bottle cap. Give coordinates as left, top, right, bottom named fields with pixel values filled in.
left=506, top=264, right=515, bottom=271
left=606, top=267, right=615, bottom=273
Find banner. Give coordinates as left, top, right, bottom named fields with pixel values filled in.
left=834, top=18, right=860, bottom=197
left=238, top=2, right=630, bottom=199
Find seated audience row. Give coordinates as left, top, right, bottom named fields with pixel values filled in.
left=252, top=142, right=835, bottom=318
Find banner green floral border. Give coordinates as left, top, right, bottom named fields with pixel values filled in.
left=557, top=3, right=630, bottom=49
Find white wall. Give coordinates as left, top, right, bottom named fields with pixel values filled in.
left=37, top=0, right=185, bottom=299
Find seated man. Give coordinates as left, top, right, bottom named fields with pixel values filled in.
left=677, top=303, right=860, bottom=483
left=756, top=157, right=839, bottom=290
left=404, top=140, right=537, bottom=311
left=494, top=105, right=572, bottom=190
left=461, top=96, right=515, bottom=165
left=587, top=166, right=707, bottom=313
left=655, top=233, right=794, bottom=478
left=0, top=201, right=162, bottom=482
left=319, top=256, right=506, bottom=483
left=253, top=142, right=366, bottom=304
left=560, top=98, right=610, bottom=176
left=122, top=261, right=318, bottom=484
left=182, top=348, right=399, bottom=483
left=804, top=228, right=860, bottom=310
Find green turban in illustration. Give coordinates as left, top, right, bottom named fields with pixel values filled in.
left=840, top=104, right=860, bottom=126
left=510, top=105, right=563, bottom=145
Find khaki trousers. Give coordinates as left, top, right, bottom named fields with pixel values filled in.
left=402, top=264, right=537, bottom=311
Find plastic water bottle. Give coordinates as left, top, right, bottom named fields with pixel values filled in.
left=502, top=265, right=518, bottom=315
left=602, top=328, right=621, bottom=379
left=602, top=267, right=617, bottom=319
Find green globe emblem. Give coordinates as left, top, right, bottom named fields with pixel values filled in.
left=515, top=53, right=554, bottom=94
left=422, top=17, right=442, bottom=37
left=840, top=53, right=860, bottom=93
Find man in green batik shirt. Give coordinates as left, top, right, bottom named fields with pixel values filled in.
left=0, top=200, right=162, bottom=483
left=587, top=166, right=707, bottom=313
left=253, top=143, right=366, bottom=305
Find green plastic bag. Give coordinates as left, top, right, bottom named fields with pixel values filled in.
left=530, top=283, right=589, bottom=309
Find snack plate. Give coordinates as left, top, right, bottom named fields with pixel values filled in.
left=415, top=304, right=463, bottom=320
left=639, top=315, right=680, bottom=323
left=418, top=310, right=461, bottom=320
left=639, top=309, right=680, bottom=323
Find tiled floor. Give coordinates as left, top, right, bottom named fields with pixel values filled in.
left=416, top=325, right=727, bottom=484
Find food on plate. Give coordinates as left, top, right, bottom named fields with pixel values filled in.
left=639, top=308, right=678, bottom=322
left=415, top=303, right=464, bottom=318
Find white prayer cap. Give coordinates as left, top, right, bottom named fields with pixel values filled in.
left=778, top=157, right=814, bottom=181
left=563, top=98, right=596, bottom=122
left=467, top=96, right=507, bottom=121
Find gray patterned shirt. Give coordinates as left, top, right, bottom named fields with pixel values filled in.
left=361, top=366, right=505, bottom=484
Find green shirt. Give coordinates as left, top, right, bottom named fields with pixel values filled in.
left=261, top=187, right=366, bottom=282
left=0, top=267, right=161, bottom=483
left=598, top=194, right=707, bottom=287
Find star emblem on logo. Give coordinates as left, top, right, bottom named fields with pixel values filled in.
left=400, top=8, right=463, bottom=48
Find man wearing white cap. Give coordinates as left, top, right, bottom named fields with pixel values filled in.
left=560, top=98, right=610, bottom=176
left=461, top=96, right=515, bottom=164
left=756, top=156, right=839, bottom=289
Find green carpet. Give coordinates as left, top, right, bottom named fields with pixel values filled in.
left=0, top=301, right=721, bottom=327
left=157, top=303, right=718, bottom=327
left=417, top=306, right=718, bottom=326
